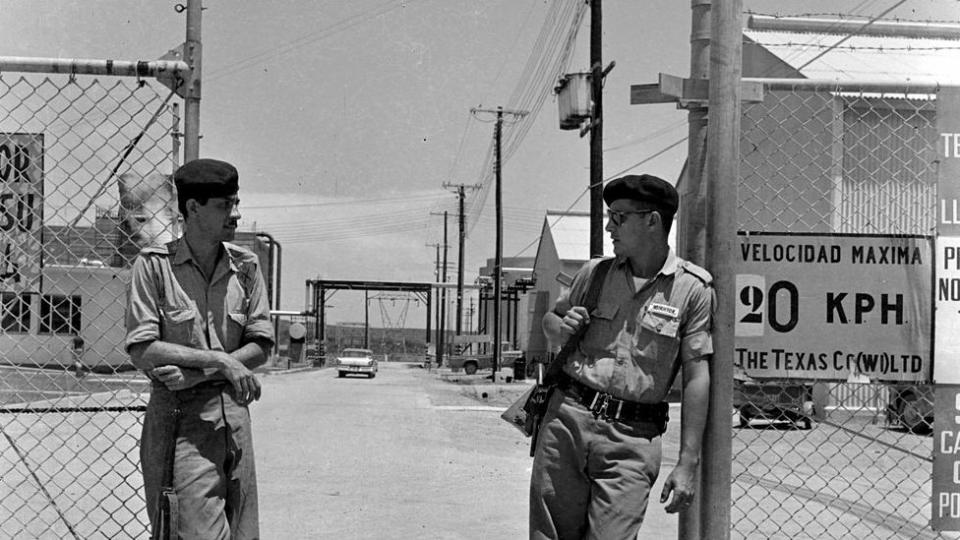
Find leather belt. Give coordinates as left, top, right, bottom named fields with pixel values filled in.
left=559, top=373, right=669, bottom=432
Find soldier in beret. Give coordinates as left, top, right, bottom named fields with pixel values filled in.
left=125, top=158, right=274, bottom=539
left=531, top=174, right=714, bottom=539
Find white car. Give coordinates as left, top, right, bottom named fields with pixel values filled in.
left=336, top=348, right=378, bottom=379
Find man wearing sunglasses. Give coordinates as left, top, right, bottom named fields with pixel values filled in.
left=125, top=158, right=274, bottom=539
left=531, top=174, right=713, bottom=539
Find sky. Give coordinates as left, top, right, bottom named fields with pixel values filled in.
left=3, top=0, right=959, bottom=329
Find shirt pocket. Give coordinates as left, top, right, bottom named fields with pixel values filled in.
left=161, top=303, right=198, bottom=346
left=636, top=306, right=681, bottom=361
left=226, top=312, right=248, bottom=346
left=581, top=301, right=620, bottom=355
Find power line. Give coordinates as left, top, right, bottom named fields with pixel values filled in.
left=462, top=1, right=587, bottom=236
left=509, top=135, right=689, bottom=258
left=509, top=1, right=914, bottom=259
left=272, top=220, right=432, bottom=244
left=793, top=0, right=910, bottom=72
left=603, top=119, right=688, bottom=153
left=487, top=0, right=540, bottom=92
left=243, top=191, right=446, bottom=210
left=206, top=0, right=419, bottom=82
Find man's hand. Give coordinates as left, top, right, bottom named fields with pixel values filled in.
left=151, top=365, right=206, bottom=391
left=557, top=306, right=591, bottom=336
left=215, top=352, right=262, bottom=406
left=660, top=461, right=697, bottom=514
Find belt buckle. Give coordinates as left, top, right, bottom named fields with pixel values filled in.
left=590, top=392, right=611, bottom=419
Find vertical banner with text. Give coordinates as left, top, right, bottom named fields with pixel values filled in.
left=934, top=386, right=960, bottom=530
left=934, top=87, right=960, bottom=530
left=0, top=133, right=44, bottom=293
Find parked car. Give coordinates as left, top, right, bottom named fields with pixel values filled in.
left=886, top=384, right=933, bottom=433
left=446, top=350, right=523, bottom=375
left=734, top=368, right=814, bottom=429
left=336, top=348, right=378, bottom=379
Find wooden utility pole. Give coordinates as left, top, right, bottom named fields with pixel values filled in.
left=470, top=106, right=528, bottom=376
left=701, top=1, right=740, bottom=538
left=682, top=0, right=712, bottom=266
left=467, top=297, right=475, bottom=333
left=589, top=0, right=604, bottom=258
left=443, top=182, right=481, bottom=337
left=364, top=290, right=369, bottom=349
left=426, top=241, right=441, bottom=357
left=430, top=212, right=451, bottom=365
left=679, top=4, right=712, bottom=537
left=440, top=211, right=449, bottom=366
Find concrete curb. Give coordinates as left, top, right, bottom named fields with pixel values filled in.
left=259, top=365, right=326, bottom=376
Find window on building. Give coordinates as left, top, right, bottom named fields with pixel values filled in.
left=39, top=295, right=81, bottom=335
left=1, top=292, right=31, bottom=333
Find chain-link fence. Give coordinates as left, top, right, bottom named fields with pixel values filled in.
left=0, top=71, right=179, bottom=538
left=733, top=81, right=949, bottom=539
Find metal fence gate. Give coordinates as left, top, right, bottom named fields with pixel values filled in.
left=0, top=66, right=182, bottom=538
left=732, top=80, right=950, bottom=539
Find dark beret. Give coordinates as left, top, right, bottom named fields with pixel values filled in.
left=173, top=158, right=238, bottom=199
left=602, top=174, right=678, bottom=216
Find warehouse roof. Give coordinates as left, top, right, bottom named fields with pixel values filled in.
left=743, top=15, right=960, bottom=84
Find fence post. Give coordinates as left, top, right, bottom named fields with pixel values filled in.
left=700, top=0, right=741, bottom=538
left=183, top=0, right=202, bottom=161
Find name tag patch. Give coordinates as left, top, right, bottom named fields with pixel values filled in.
left=647, top=303, right=679, bottom=319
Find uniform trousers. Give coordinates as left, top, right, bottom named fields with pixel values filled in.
left=529, top=388, right=663, bottom=540
left=141, top=383, right=259, bottom=540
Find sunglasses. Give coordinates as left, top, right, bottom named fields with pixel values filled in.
left=606, top=209, right=653, bottom=226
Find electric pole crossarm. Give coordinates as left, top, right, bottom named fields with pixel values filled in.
left=470, top=107, right=530, bottom=118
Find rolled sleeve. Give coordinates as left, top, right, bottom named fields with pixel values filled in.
left=124, top=256, right=161, bottom=352
left=680, top=285, right=715, bottom=362
left=241, top=258, right=275, bottom=346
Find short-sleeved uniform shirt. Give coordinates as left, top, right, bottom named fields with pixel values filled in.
left=554, top=250, right=714, bottom=403
left=125, top=238, right=274, bottom=355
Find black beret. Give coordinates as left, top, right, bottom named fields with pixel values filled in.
left=602, top=174, right=678, bottom=216
left=174, top=158, right=239, bottom=200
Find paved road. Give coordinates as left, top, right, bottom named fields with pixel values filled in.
left=252, top=362, right=682, bottom=539
left=1, top=362, right=945, bottom=538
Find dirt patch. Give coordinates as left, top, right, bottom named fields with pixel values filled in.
left=435, top=370, right=533, bottom=408
left=413, top=368, right=533, bottom=408
left=460, top=383, right=531, bottom=408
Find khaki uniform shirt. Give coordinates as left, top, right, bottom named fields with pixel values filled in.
left=125, top=238, right=274, bottom=354
left=554, top=251, right=714, bottom=403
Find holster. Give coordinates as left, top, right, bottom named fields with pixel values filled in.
left=151, top=407, right=181, bottom=540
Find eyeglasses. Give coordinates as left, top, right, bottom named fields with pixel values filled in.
left=212, top=197, right=240, bottom=213
left=606, top=209, right=653, bottom=226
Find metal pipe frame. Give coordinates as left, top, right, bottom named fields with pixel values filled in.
left=745, top=77, right=947, bottom=95
left=0, top=56, right=190, bottom=78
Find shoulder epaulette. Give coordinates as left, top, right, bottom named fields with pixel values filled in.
left=679, top=260, right=713, bottom=286
left=139, top=245, right=170, bottom=256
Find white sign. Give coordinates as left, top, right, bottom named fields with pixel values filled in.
left=936, top=237, right=960, bottom=383
left=933, top=86, right=960, bottom=533
left=0, top=133, right=44, bottom=293
left=735, top=233, right=932, bottom=381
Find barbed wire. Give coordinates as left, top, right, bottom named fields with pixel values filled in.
left=744, top=10, right=960, bottom=25
left=754, top=42, right=960, bottom=51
